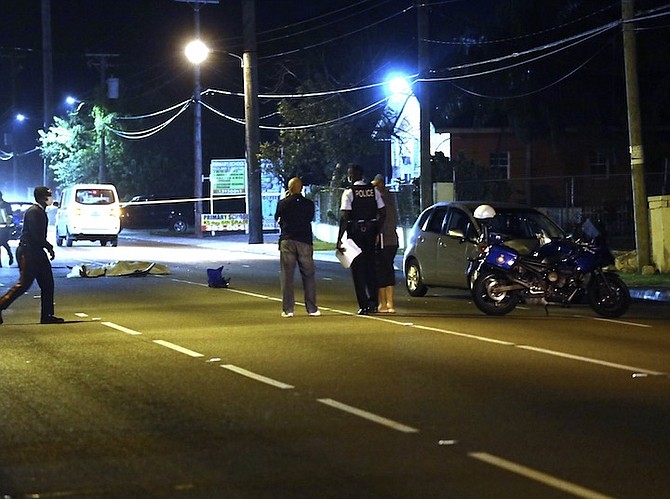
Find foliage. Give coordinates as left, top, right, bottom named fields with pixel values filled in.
left=259, top=71, right=381, bottom=188
left=39, top=105, right=124, bottom=187
left=39, top=105, right=191, bottom=199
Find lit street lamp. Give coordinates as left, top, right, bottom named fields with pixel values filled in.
left=185, top=38, right=209, bottom=237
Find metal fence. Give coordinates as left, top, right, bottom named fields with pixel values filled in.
left=311, top=172, right=667, bottom=250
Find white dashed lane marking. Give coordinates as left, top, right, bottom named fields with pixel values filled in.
left=221, top=364, right=295, bottom=389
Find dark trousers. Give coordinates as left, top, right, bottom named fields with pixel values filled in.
left=0, top=246, right=55, bottom=320
left=350, top=229, right=378, bottom=310
left=0, top=227, right=11, bottom=266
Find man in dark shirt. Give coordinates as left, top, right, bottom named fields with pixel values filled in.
left=274, top=177, right=320, bottom=318
left=0, top=186, right=64, bottom=325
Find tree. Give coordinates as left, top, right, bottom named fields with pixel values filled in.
left=39, top=105, right=192, bottom=199
left=39, top=105, right=124, bottom=187
left=259, top=70, right=382, bottom=187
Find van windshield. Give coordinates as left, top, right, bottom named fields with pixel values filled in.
left=75, top=189, right=116, bottom=205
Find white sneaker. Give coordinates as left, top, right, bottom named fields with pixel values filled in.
left=308, top=310, right=321, bottom=317
left=281, top=311, right=294, bottom=318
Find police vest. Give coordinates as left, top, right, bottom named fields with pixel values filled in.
left=351, top=184, right=377, bottom=221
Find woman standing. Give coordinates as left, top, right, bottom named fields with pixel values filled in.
left=372, top=175, right=399, bottom=313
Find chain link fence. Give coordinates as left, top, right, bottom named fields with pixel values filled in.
left=310, top=172, right=668, bottom=250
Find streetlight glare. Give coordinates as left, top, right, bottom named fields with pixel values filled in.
left=387, top=75, right=412, bottom=96
left=185, top=40, right=210, bottom=65
left=15, top=113, right=26, bottom=122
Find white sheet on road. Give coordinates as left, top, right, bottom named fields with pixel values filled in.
left=67, top=261, right=170, bottom=278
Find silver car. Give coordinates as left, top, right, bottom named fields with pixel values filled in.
left=403, top=201, right=565, bottom=296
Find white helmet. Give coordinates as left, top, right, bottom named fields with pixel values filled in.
left=473, top=204, right=496, bottom=220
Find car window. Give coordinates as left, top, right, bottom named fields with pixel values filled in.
left=425, top=207, right=448, bottom=234
left=491, top=209, right=563, bottom=239
left=445, top=208, right=468, bottom=233
left=75, top=189, right=116, bottom=205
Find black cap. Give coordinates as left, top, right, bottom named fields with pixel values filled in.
left=34, top=186, right=53, bottom=202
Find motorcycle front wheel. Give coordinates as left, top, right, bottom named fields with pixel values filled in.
left=587, top=272, right=630, bottom=318
left=472, top=272, right=519, bottom=316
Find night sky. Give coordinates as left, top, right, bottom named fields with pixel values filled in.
left=1, top=0, right=668, bottom=198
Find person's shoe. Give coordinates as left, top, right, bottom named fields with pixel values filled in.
left=40, top=315, right=65, bottom=324
left=281, top=311, right=294, bottom=318
left=357, top=308, right=370, bottom=315
left=308, top=310, right=321, bottom=317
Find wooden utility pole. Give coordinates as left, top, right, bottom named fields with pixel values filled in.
left=417, top=0, right=433, bottom=210
left=42, top=0, right=53, bottom=186
left=243, top=0, right=263, bottom=244
left=622, top=0, right=651, bottom=269
left=86, top=53, right=118, bottom=184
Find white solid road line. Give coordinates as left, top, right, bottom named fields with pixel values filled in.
left=516, top=344, right=667, bottom=376
left=221, top=364, right=295, bottom=389
left=153, top=340, right=204, bottom=358
left=593, top=317, right=651, bottom=328
left=469, top=452, right=614, bottom=499
left=317, top=398, right=419, bottom=433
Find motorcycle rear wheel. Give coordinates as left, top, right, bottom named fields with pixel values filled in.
left=587, top=272, right=630, bottom=318
left=472, top=272, right=519, bottom=316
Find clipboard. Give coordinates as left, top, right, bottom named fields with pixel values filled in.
left=335, top=238, right=362, bottom=268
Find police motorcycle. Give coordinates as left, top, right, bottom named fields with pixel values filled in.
left=466, top=204, right=630, bottom=317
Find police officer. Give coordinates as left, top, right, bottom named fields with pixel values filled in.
left=0, top=186, right=64, bottom=325
left=337, top=164, right=386, bottom=315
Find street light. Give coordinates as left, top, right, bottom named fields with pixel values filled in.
left=185, top=38, right=209, bottom=237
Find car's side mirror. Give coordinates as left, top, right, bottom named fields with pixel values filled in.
left=52, top=201, right=59, bottom=208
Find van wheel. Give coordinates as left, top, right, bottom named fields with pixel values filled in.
left=111, top=238, right=118, bottom=247
left=100, top=240, right=108, bottom=246
left=56, top=228, right=63, bottom=247
left=66, top=231, right=74, bottom=247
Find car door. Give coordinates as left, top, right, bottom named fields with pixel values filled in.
left=436, top=207, right=475, bottom=287
left=413, top=206, right=448, bottom=284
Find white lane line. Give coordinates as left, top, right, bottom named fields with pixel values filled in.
left=221, top=364, right=294, bottom=389
left=101, top=321, right=142, bottom=335
left=469, top=452, right=613, bottom=499
left=413, top=324, right=515, bottom=345
left=166, top=278, right=665, bottom=376
left=75, top=312, right=88, bottom=318
left=516, top=345, right=667, bottom=376
left=317, top=398, right=419, bottom=434
left=153, top=340, right=204, bottom=358
left=593, top=317, right=651, bottom=328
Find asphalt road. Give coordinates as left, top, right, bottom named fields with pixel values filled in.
left=1, top=232, right=669, bottom=498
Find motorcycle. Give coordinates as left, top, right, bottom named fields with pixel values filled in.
left=467, top=204, right=630, bottom=317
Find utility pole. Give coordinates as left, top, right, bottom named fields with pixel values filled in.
left=176, top=0, right=219, bottom=238
left=243, top=0, right=263, bottom=244
left=42, top=0, right=53, bottom=186
left=86, top=53, right=119, bottom=184
left=417, top=0, right=433, bottom=210
left=622, top=0, right=651, bottom=269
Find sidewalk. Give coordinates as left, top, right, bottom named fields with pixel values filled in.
left=119, top=230, right=670, bottom=303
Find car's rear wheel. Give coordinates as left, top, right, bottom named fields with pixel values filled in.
left=405, top=260, right=428, bottom=297
left=66, top=230, right=74, bottom=247
left=171, top=218, right=188, bottom=233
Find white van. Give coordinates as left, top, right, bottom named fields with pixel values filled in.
left=55, top=184, right=121, bottom=246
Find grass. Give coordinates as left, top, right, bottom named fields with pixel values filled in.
left=618, top=272, right=670, bottom=288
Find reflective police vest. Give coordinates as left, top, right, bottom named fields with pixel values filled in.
left=351, top=184, right=377, bottom=222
